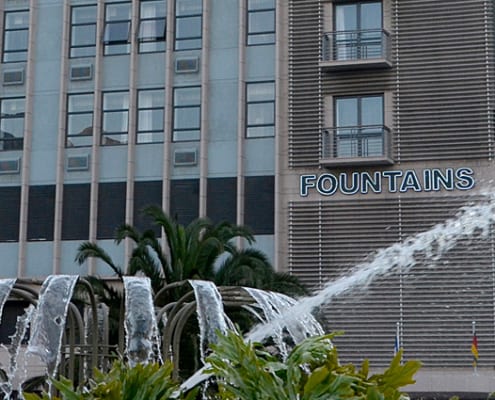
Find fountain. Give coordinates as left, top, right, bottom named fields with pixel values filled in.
left=0, top=193, right=493, bottom=397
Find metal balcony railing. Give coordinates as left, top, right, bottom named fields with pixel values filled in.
left=322, top=29, right=391, bottom=63
left=322, top=125, right=391, bottom=161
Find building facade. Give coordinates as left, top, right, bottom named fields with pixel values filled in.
left=2, top=0, right=495, bottom=394
left=282, top=0, right=495, bottom=394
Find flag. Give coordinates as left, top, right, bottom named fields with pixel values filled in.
left=394, top=322, right=400, bottom=356
left=471, top=329, right=479, bottom=365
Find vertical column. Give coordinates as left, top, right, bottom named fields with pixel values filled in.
left=198, top=0, right=210, bottom=217
left=162, top=0, right=175, bottom=214
left=52, top=1, right=71, bottom=274
left=17, top=0, right=37, bottom=277
left=87, top=1, right=105, bottom=275
left=124, top=0, right=140, bottom=266
left=236, top=0, right=247, bottom=247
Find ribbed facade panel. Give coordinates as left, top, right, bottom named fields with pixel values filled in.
left=289, top=197, right=495, bottom=367
left=288, top=0, right=321, bottom=168
left=396, top=0, right=494, bottom=160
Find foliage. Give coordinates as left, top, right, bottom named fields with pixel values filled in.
left=23, top=360, right=198, bottom=400
left=205, top=330, right=421, bottom=400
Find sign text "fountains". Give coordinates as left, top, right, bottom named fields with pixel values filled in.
left=300, top=167, right=475, bottom=197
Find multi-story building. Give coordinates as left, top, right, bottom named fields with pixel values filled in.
left=1, top=0, right=495, bottom=395
left=282, top=0, right=495, bottom=395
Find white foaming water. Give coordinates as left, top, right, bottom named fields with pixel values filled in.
left=249, top=193, right=495, bottom=342
left=123, top=276, right=162, bottom=366
left=189, top=280, right=231, bottom=363
left=27, top=275, right=79, bottom=379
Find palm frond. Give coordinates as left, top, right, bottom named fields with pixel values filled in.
left=75, top=242, right=124, bottom=278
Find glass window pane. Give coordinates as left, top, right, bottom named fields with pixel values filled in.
left=4, top=30, right=28, bottom=51
left=176, top=0, right=202, bottom=16
left=139, top=19, right=166, bottom=41
left=335, top=5, right=357, bottom=31
left=174, top=107, right=200, bottom=129
left=103, top=93, right=129, bottom=110
left=1, top=118, right=24, bottom=137
left=140, top=41, right=166, bottom=52
left=361, top=96, right=383, bottom=125
left=247, top=82, right=274, bottom=101
left=102, top=134, right=128, bottom=145
left=175, top=38, right=201, bottom=50
left=247, top=126, right=274, bottom=138
left=361, top=2, right=382, bottom=30
left=248, top=0, right=275, bottom=11
left=247, top=103, right=274, bottom=126
left=103, top=111, right=128, bottom=132
left=141, top=1, right=167, bottom=18
left=174, top=87, right=200, bottom=105
left=139, top=90, right=165, bottom=108
left=138, top=109, right=164, bottom=131
left=173, top=130, right=199, bottom=141
left=247, top=33, right=275, bottom=45
left=69, top=94, right=93, bottom=112
left=72, top=6, right=97, bottom=24
left=137, top=131, right=164, bottom=143
left=336, top=98, right=358, bottom=127
left=248, top=10, right=274, bottom=34
left=1, top=99, right=24, bottom=115
left=176, top=16, right=201, bottom=39
left=106, top=3, right=131, bottom=21
left=68, top=114, right=93, bottom=136
left=72, top=25, right=96, bottom=46
left=5, top=11, right=29, bottom=29
left=104, top=21, right=130, bottom=44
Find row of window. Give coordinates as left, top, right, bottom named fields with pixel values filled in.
left=2, top=0, right=275, bottom=62
left=0, top=81, right=275, bottom=150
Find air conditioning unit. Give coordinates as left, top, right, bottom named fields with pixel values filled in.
left=2, top=69, right=24, bottom=86
left=175, top=57, right=199, bottom=74
left=174, top=149, right=197, bottom=166
left=0, top=158, right=20, bottom=174
left=70, top=64, right=93, bottom=81
left=67, top=154, right=90, bottom=171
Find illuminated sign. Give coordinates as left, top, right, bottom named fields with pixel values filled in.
left=300, top=167, right=475, bottom=197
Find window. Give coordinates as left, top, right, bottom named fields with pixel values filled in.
left=334, top=1, right=382, bottom=60
left=139, top=0, right=167, bottom=53
left=70, top=5, right=97, bottom=58
left=103, top=2, right=131, bottom=55
left=246, top=81, right=275, bottom=138
left=173, top=86, right=200, bottom=141
left=2, top=10, right=29, bottom=63
left=102, top=91, right=129, bottom=145
left=247, top=0, right=275, bottom=45
left=0, top=98, right=24, bottom=151
left=137, top=88, right=164, bottom=143
left=175, top=0, right=202, bottom=50
left=66, top=93, right=94, bottom=147
left=334, top=95, right=384, bottom=157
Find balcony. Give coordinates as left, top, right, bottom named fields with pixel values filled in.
left=320, top=125, right=393, bottom=167
left=320, top=29, right=392, bottom=70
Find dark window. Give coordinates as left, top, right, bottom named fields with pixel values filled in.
left=247, top=0, right=275, bottom=45
left=0, top=301, right=30, bottom=344
left=133, top=180, right=162, bottom=233
left=62, top=184, right=90, bottom=240
left=246, top=81, right=275, bottom=138
left=173, top=86, right=200, bottom=142
left=66, top=93, right=93, bottom=147
left=334, top=1, right=382, bottom=60
left=70, top=5, right=97, bottom=58
left=245, top=176, right=274, bottom=235
left=0, top=97, right=24, bottom=151
left=0, top=187, right=20, bottom=242
left=2, top=10, right=29, bottom=62
left=137, top=89, right=164, bottom=143
left=174, top=0, right=202, bottom=50
left=207, top=178, right=237, bottom=225
left=139, top=0, right=167, bottom=53
left=97, top=182, right=126, bottom=239
left=170, top=179, right=199, bottom=226
left=101, top=91, right=129, bottom=145
left=27, top=185, right=55, bottom=241
left=334, top=94, right=384, bottom=157
left=103, top=2, right=131, bottom=55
